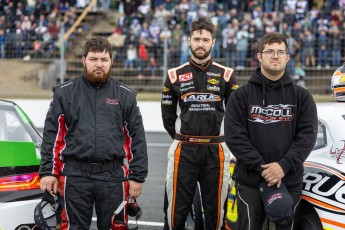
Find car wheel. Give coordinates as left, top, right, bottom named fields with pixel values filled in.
left=298, top=212, right=323, bottom=230
left=186, top=185, right=204, bottom=230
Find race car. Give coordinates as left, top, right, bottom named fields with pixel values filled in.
left=0, top=100, right=43, bottom=230
left=188, top=102, right=345, bottom=230
left=331, top=62, right=345, bottom=102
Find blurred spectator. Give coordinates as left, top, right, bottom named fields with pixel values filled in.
left=293, top=61, right=306, bottom=88
left=148, top=55, right=158, bottom=77
left=224, top=32, right=236, bottom=68
left=286, top=32, right=300, bottom=76
left=0, top=28, right=5, bottom=59
left=169, top=32, right=181, bottom=67
left=301, top=29, right=315, bottom=67
left=124, top=43, right=137, bottom=69
left=295, top=0, right=308, bottom=21
left=179, top=34, right=189, bottom=65
left=138, top=38, right=149, bottom=73
left=329, top=25, right=341, bottom=66
left=236, top=25, right=248, bottom=69
left=137, top=0, right=151, bottom=24
left=211, top=24, right=221, bottom=59
left=317, top=29, right=330, bottom=69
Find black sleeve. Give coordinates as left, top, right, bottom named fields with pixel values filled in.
left=125, top=94, right=148, bottom=183
left=39, top=92, right=65, bottom=178
left=224, top=73, right=238, bottom=106
left=161, top=74, right=178, bottom=139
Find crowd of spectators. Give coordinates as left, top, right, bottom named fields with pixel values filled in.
left=112, top=0, right=344, bottom=77
left=0, top=0, right=76, bottom=59
left=1, top=0, right=344, bottom=78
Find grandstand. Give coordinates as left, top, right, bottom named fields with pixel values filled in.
left=0, top=0, right=343, bottom=95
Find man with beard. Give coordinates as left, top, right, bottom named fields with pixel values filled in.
left=39, top=37, right=148, bottom=229
left=224, top=32, right=317, bottom=229
left=161, top=17, right=238, bottom=229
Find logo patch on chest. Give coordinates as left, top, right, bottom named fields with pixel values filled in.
left=179, top=72, right=193, bottom=82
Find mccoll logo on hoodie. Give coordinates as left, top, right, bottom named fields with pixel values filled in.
left=248, top=104, right=296, bottom=124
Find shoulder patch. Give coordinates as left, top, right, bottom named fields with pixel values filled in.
left=223, top=68, right=234, bottom=82
left=212, top=62, right=234, bottom=82
left=167, top=62, right=189, bottom=84
left=167, top=69, right=177, bottom=83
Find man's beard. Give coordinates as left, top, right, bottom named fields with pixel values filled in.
left=190, top=47, right=212, bottom=60
left=84, top=66, right=111, bottom=85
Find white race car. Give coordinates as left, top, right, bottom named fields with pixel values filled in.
left=0, top=100, right=42, bottom=230
left=300, top=102, right=345, bottom=229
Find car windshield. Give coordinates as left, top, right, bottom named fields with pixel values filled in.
left=0, top=105, right=41, bottom=145
left=313, top=120, right=327, bottom=151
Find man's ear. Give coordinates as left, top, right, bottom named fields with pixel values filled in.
left=82, top=56, right=85, bottom=67
left=256, top=53, right=262, bottom=63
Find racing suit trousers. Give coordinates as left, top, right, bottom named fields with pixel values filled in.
left=236, top=182, right=301, bottom=230
left=165, top=138, right=231, bottom=230
left=57, top=164, right=128, bottom=230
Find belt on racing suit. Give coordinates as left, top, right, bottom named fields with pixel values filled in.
left=63, top=156, right=122, bottom=173
left=174, top=133, right=225, bottom=143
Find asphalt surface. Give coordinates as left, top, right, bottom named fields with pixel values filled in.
left=90, top=132, right=172, bottom=229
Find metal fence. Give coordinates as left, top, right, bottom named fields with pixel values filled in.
left=1, top=5, right=341, bottom=95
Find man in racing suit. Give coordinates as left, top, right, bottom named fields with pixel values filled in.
left=161, top=17, right=238, bottom=230
left=39, top=37, right=148, bottom=229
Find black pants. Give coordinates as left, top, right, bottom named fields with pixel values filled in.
left=236, top=183, right=301, bottom=230
left=58, top=164, right=128, bottom=230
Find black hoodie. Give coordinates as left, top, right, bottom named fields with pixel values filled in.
left=224, top=68, right=317, bottom=190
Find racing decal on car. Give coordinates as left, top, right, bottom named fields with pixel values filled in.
left=248, top=104, right=295, bottom=124
left=330, top=140, right=345, bottom=164
left=181, top=93, right=221, bottom=102
left=303, top=161, right=345, bottom=215
left=179, top=72, right=193, bottom=82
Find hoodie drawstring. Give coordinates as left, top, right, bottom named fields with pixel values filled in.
left=280, top=80, right=286, bottom=104
left=262, top=80, right=266, bottom=106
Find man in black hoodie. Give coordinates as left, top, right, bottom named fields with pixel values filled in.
left=224, top=32, right=318, bottom=229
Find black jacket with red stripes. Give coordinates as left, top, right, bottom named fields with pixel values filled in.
left=39, top=75, right=148, bottom=182
left=161, top=58, right=238, bottom=139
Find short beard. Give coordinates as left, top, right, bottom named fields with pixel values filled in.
left=191, top=47, right=212, bottom=60
left=84, top=66, right=111, bottom=85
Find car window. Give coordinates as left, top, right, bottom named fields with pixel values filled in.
left=313, top=120, right=327, bottom=150
left=0, top=110, right=32, bottom=142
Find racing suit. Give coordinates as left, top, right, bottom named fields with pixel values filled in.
left=161, top=58, right=238, bottom=229
left=39, top=75, right=148, bottom=229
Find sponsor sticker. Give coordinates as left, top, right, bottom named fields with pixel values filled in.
left=207, top=72, right=221, bottom=77
left=330, top=140, right=345, bottom=164
left=231, top=84, right=239, bottom=90
left=162, top=100, right=173, bottom=105
left=163, top=86, right=169, bottom=92
left=181, top=93, right=221, bottom=102
left=179, top=72, right=193, bottom=82
left=207, top=85, right=220, bottom=92
left=207, top=79, right=220, bottom=85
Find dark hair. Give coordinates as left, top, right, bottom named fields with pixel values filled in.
left=83, top=37, right=112, bottom=59
left=189, top=17, right=214, bottom=37
left=258, top=32, right=289, bottom=53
